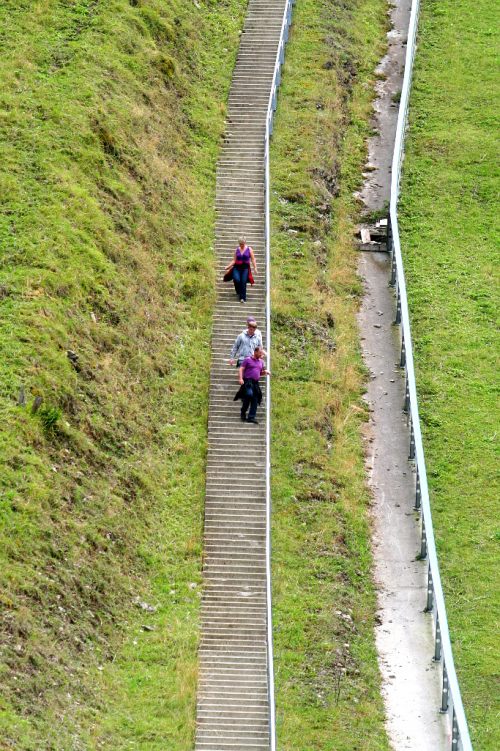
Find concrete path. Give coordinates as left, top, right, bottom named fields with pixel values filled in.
left=358, top=0, right=449, bottom=748
left=359, top=258, right=449, bottom=750
left=195, top=3, right=287, bottom=749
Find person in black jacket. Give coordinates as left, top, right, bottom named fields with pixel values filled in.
left=233, top=346, right=270, bottom=424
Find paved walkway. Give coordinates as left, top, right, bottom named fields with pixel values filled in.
left=195, top=3, right=287, bottom=749
left=359, top=0, right=449, bottom=746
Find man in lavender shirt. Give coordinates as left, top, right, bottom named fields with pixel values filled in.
left=236, top=346, right=270, bottom=424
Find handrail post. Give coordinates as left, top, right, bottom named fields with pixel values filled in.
left=426, top=566, right=434, bottom=612
left=389, top=212, right=397, bottom=287
left=441, top=663, right=449, bottom=713
left=387, top=210, right=393, bottom=253
left=414, top=469, right=421, bottom=511
left=409, top=419, right=415, bottom=460
left=434, top=615, right=442, bottom=662
left=421, top=513, right=427, bottom=559
left=390, top=250, right=397, bottom=287
left=395, top=283, right=402, bottom=325
left=452, top=709, right=459, bottom=749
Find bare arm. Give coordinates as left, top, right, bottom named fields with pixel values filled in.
left=225, top=250, right=237, bottom=272
left=239, top=365, right=245, bottom=386
left=257, top=331, right=266, bottom=356
left=249, top=248, right=257, bottom=275
left=230, top=334, right=241, bottom=366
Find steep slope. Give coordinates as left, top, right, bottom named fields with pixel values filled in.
left=270, top=0, right=392, bottom=747
left=399, top=1, right=500, bottom=747
left=0, top=1, right=246, bottom=747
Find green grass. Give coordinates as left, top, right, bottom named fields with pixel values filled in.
left=398, top=1, right=500, bottom=747
left=0, top=0, right=248, bottom=747
left=270, top=0, right=390, bottom=747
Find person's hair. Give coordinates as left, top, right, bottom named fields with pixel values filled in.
left=238, top=236, right=246, bottom=245
left=254, top=346, right=263, bottom=354
left=248, top=321, right=257, bottom=328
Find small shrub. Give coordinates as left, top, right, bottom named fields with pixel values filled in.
left=156, top=54, right=176, bottom=79
left=181, top=272, right=202, bottom=300
left=139, top=8, right=174, bottom=43
left=38, top=406, right=62, bottom=432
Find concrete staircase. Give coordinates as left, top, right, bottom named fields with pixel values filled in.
left=195, top=2, right=288, bottom=749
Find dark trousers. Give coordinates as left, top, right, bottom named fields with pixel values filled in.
left=233, top=264, right=249, bottom=301
left=241, top=379, right=258, bottom=419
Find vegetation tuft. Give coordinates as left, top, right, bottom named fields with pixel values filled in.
left=37, top=406, right=63, bottom=433
left=399, top=1, right=500, bottom=747
left=270, top=0, right=390, bottom=747
left=0, top=0, right=247, bottom=747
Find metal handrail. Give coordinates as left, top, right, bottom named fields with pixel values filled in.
left=264, top=2, right=294, bottom=749
left=390, top=1, right=472, bottom=749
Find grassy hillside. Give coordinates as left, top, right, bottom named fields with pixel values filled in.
left=399, top=0, right=500, bottom=747
left=1, top=0, right=393, bottom=747
left=0, top=0, right=247, bottom=747
left=271, top=0, right=390, bottom=747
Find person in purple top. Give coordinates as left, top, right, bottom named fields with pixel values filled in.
left=224, top=236, right=258, bottom=302
left=234, top=346, right=270, bottom=424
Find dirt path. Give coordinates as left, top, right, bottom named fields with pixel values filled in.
left=357, top=1, right=449, bottom=748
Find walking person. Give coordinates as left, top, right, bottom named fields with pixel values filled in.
left=230, top=318, right=265, bottom=367
left=234, top=346, right=270, bottom=424
left=224, top=236, right=258, bottom=303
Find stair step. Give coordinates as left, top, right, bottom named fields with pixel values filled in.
left=197, top=1, right=290, bottom=747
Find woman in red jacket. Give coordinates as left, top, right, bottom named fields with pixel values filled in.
left=224, top=236, right=258, bottom=303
